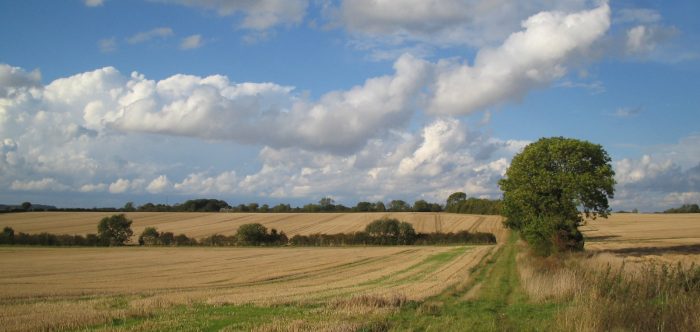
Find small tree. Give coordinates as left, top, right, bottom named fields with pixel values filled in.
left=446, top=192, right=466, bottom=212
left=21, top=202, right=32, bottom=211
left=1, top=226, right=15, bottom=244
left=365, top=218, right=416, bottom=245
left=123, top=202, right=136, bottom=212
left=159, top=232, right=175, bottom=245
left=138, top=227, right=160, bottom=245
left=97, top=214, right=134, bottom=246
left=499, top=137, right=615, bottom=256
left=236, top=223, right=268, bottom=245
left=413, top=199, right=430, bottom=212
left=389, top=200, right=409, bottom=212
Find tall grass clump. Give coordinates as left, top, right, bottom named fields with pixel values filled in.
left=517, top=243, right=700, bottom=331
left=559, top=262, right=700, bottom=331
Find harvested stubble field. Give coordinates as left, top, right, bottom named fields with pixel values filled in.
left=0, top=211, right=508, bottom=242
left=581, top=213, right=700, bottom=265
left=0, top=212, right=505, bottom=331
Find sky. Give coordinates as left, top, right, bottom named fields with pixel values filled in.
left=0, top=0, right=699, bottom=211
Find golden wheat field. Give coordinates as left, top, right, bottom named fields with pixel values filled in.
left=0, top=245, right=494, bottom=331
left=0, top=211, right=508, bottom=242
left=581, top=213, right=700, bottom=265
left=0, top=212, right=504, bottom=331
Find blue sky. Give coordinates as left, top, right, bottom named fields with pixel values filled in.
left=0, top=0, right=698, bottom=211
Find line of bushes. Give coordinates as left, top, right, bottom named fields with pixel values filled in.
left=288, top=230, right=496, bottom=246
left=1, top=216, right=496, bottom=247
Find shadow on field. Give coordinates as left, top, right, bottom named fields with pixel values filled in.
left=584, top=235, right=621, bottom=242
left=601, top=244, right=700, bottom=257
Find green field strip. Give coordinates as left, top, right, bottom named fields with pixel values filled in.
left=387, top=232, right=561, bottom=331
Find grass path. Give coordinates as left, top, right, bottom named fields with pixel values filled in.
left=388, top=232, right=559, bottom=331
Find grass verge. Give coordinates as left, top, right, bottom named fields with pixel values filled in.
left=388, top=232, right=559, bottom=331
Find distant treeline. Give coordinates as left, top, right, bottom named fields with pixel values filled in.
left=3, top=193, right=503, bottom=215
left=663, top=204, right=700, bottom=214
left=1, top=217, right=496, bottom=247
left=444, top=192, right=502, bottom=215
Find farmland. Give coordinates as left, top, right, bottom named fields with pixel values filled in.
left=1, top=212, right=700, bottom=331
left=581, top=213, right=700, bottom=265
left=0, top=212, right=506, bottom=331
left=0, top=211, right=508, bottom=242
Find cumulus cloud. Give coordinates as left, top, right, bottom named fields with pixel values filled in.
left=233, top=119, right=527, bottom=202
left=109, top=178, right=145, bottom=194
left=612, top=135, right=700, bottom=211
left=154, top=0, right=308, bottom=30
left=146, top=175, right=171, bottom=193
left=173, top=171, right=237, bottom=194
left=427, top=3, right=610, bottom=115
left=180, top=34, right=203, bottom=49
left=79, top=183, right=107, bottom=193
left=71, top=53, right=429, bottom=153
left=126, top=27, right=174, bottom=44
left=0, top=64, right=41, bottom=99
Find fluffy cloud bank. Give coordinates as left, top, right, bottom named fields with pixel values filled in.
left=612, top=135, right=700, bottom=211
left=4, top=3, right=693, bottom=209
left=11, top=3, right=611, bottom=152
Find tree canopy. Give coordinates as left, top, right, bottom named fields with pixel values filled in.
left=498, top=137, right=615, bottom=255
left=97, top=214, right=134, bottom=246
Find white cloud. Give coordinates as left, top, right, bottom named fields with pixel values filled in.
left=154, top=0, right=308, bottom=31
left=180, top=34, right=203, bottom=49
left=334, top=0, right=591, bottom=48
left=397, top=118, right=466, bottom=177
left=427, top=3, right=610, bottom=115
left=233, top=118, right=525, bottom=203
left=126, top=27, right=174, bottom=44
left=79, top=183, right=107, bottom=192
left=612, top=135, right=700, bottom=211
left=98, top=37, right=117, bottom=53
left=108, top=178, right=145, bottom=194
left=84, top=0, right=104, bottom=7
left=72, top=53, right=429, bottom=153
left=0, top=64, right=41, bottom=99
left=11, top=178, right=69, bottom=192
left=625, top=25, right=678, bottom=55
left=146, top=175, right=171, bottom=193
left=173, top=171, right=237, bottom=194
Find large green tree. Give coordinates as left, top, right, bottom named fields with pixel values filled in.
left=498, top=137, right=615, bottom=256
left=97, top=214, right=134, bottom=246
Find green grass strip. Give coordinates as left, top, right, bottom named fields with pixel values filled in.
left=387, top=232, right=560, bottom=331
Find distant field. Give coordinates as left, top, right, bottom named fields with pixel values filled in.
left=581, top=213, right=700, bottom=264
left=0, top=212, right=508, bottom=243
